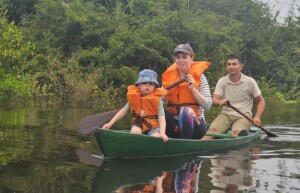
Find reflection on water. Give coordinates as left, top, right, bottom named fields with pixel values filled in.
left=254, top=158, right=300, bottom=193
left=208, top=149, right=258, bottom=193
left=107, top=148, right=258, bottom=193
left=92, top=147, right=259, bottom=193
left=0, top=103, right=299, bottom=193
left=116, top=160, right=202, bottom=193
left=76, top=149, right=104, bottom=167
left=252, top=125, right=300, bottom=193
left=89, top=123, right=300, bottom=193
left=91, top=155, right=203, bottom=193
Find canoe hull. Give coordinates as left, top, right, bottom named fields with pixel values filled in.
left=94, top=127, right=260, bottom=159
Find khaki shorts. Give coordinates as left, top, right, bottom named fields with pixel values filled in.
left=209, top=113, right=250, bottom=133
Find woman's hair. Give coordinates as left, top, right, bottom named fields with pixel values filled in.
left=174, top=52, right=194, bottom=59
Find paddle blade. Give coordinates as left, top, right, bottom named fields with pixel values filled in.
left=260, top=126, right=278, bottom=138
left=266, top=132, right=278, bottom=138
left=77, top=109, right=119, bottom=135
left=75, top=149, right=104, bottom=166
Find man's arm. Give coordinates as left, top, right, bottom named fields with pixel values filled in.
left=253, top=95, right=265, bottom=126
left=212, top=77, right=227, bottom=106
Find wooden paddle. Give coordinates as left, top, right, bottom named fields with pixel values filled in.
left=77, top=76, right=188, bottom=135
left=226, top=101, right=278, bottom=138
left=77, top=109, right=120, bottom=135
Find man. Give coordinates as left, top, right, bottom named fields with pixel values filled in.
left=203, top=54, right=265, bottom=139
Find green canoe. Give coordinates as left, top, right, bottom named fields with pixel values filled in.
left=94, top=127, right=260, bottom=159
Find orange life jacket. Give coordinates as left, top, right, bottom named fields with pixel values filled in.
left=125, top=184, right=156, bottom=193
left=127, top=85, right=167, bottom=133
left=142, top=184, right=156, bottom=192
left=162, top=61, right=210, bottom=115
left=162, top=172, right=176, bottom=193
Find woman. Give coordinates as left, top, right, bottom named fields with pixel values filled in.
left=162, top=43, right=212, bottom=139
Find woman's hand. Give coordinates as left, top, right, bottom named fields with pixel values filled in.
left=186, top=74, right=195, bottom=90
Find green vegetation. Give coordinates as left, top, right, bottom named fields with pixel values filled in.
left=0, top=0, right=299, bottom=105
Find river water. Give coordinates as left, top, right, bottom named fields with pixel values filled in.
left=0, top=102, right=299, bottom=193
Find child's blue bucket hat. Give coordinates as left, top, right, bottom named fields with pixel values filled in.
left=135, top=69, right=159, bottom=87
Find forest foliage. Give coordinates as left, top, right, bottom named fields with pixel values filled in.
left=0, top=0, right=299, bottom=105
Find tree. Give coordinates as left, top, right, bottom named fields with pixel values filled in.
left=0, top=13, right=35, bottom=74
left=0, top=0, right=37, bottom=24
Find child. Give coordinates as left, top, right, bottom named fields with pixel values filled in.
left=102, top=69, right=169, bottom=142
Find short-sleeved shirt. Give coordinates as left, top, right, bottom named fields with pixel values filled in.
left=124, top=99, right=165, bottom=116
left=214, top=73, right=261, bottom=117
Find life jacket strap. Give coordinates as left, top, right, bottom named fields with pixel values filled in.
left=167, top=100, right=199, bottom=115
left=132, top=113, right=158, bottom=130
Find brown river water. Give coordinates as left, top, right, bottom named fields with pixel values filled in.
left=0, top=102, right=299, bottom=193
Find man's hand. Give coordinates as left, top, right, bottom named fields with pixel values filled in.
left=219, top=99, right=228, bottom=106
left=252, top=117, right=261, bottom=126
